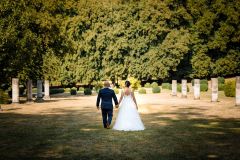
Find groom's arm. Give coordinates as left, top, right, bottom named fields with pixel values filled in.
left=96, top=90, right=101, bottom=109
left=112, top=91, right=119, bottom=106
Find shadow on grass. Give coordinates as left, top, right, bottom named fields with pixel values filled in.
left=0, top=107, right=240, bottom=160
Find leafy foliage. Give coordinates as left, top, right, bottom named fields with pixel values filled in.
left=70, top=87, right=77, bottom=95
left=162, top=83, right=171, bottom=90
left=151, top=82, right=158, bottom=88
left=219, top=84, right=225, bottom=91
left=224, top=80, right=236, bottom=97
left=144, top=83, right=151, bottom=88
left=218, top=77, right=225, bottom=84
left=138, top=88, right=146, bottom=94
left=128, top=77, right=141, bottom=90
left=113, top=88, right=119, bottom=94
left=152, top=86, right=161, bottom=93
left=200, top=80, right=208, bottom=85
left=0, top=89, right=9, bottom=104
left=50, top=88, right=64, bottom=95
left=84, top=88, right=92, bottom=95
left=200, top=84, right=208, bottom=92
left=1, top=0, right=239, bottom=85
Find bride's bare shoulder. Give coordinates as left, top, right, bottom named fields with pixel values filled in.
left=122, top=87, right=131, bottom=95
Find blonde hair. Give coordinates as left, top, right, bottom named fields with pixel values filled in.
left=103, top=81, right=110, bottom=87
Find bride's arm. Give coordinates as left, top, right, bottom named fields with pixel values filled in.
left=131, top=91, right=138, bottom=110
left=118, top=90, right=124, bottom=105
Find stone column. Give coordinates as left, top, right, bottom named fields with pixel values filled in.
left=27, top=80, right=32, bottom=101
left=44, top=80, right=50, bottom=100
left=181, top=79, right=187, bottom=98
left=194, top=79, right=200, bottom=100
left=36, top=80, right=43, bottom=102
left=12, top=78, right=19, bottom=103
left=236, top=76, right=240, bottom=106
left=172, top=80, right=177, bottom=96
left=211, top=78, right=218, bottom=102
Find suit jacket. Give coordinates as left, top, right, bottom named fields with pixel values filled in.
left=96, top=87, right=118, bottom=109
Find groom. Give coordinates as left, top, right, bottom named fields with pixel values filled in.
left=96, top=81, right=119, bottom=129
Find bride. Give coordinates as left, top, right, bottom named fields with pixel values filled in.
left=113, top=81, right=145, bottom=131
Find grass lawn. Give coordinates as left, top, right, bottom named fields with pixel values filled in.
left=0, top=91, right=240, bottom=160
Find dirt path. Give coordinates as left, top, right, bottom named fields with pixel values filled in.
left=1, top=90, right=239, bottom=119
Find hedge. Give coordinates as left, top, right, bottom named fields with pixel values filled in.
left=218, top=84, right=225, bottom=91
left=144, top=83, right=151, bottom=88
left=162, top=83, right=170, bottom=89
left=218, top=77, right=225, bottom=84
left=50, top=88, right=64, bottom=94
left=64, top=88, right=71, bottom=93
left=200, top=84, right=208, bottom=92
left=0, top=89, right=9, bottom=104
left=84, top=88, right=92, bottom=95
left=70, top=87, right=77, bottom=95
left=138, top=88, right=146, bottom=94
left=224, top=80, right=236, bottom=97
left=151, top=82, right=158, bottom=88
left=152, top=86, right=161, bottom=93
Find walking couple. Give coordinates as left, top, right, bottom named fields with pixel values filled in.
left=96, top=81, right=145, bottom=131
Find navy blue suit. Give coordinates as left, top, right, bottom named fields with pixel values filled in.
left=96, top=88, right=118, bottom=128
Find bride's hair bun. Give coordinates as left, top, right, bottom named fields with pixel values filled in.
left=125, top=81, right=131, bottom=87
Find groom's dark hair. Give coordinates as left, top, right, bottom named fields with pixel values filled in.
left=125, top=81, right=131, bottom=87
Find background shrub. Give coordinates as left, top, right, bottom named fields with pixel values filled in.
left=152, top=86, right=161, bottom=93
left=224, top=80, right=236, bottom=97
left=144, top=83, right=151, bottom=88
left=138, top=88, right=146, bottom=94
left=151, top=82, right=158, bottom=88
left=218, top=84, right=225, bottom=91
left=79, top=87, right=84, bottom=91
left=113, top=87, right=119, bottom=94
left=64, top=88, right=71, bottom=93
left=200, top=84, right=208, bottom=92
left=218, top=77, right=225, bottom=84
left=84, top=88, right=92, bottom=95
left=50, top=88, right=64, bottom=94
left=70, top=87, right=77, bottom=95
left=0, top=89, right=9, bottom=104
left=162, top=83, right=170, bottom=89
left=200, top=79, right=208, bottom=85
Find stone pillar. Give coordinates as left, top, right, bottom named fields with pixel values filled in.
left=36, top=80, right=43, bottom=102
left=181, top=79, right=187, bottom=98
left=172, top=80, right=177, bottom=96
left=211, top=78, right=218, bottom=102
left=12, top=78, right=19, bottom=103
left=27, top=80, right=32, bottom=101
left=194, top=79, right=200, bottom=100
left=44, top=80, right=50, bottom=100
left=236, top=76, right=240, bottom=106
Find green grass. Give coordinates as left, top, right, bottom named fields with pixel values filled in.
left=0, top=107, right=240, bottom=160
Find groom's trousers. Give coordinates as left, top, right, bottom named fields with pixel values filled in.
left=101, top=108, right=113, bottom=128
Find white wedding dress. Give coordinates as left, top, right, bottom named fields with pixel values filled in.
left=113, top=91, right=145, bottom=131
